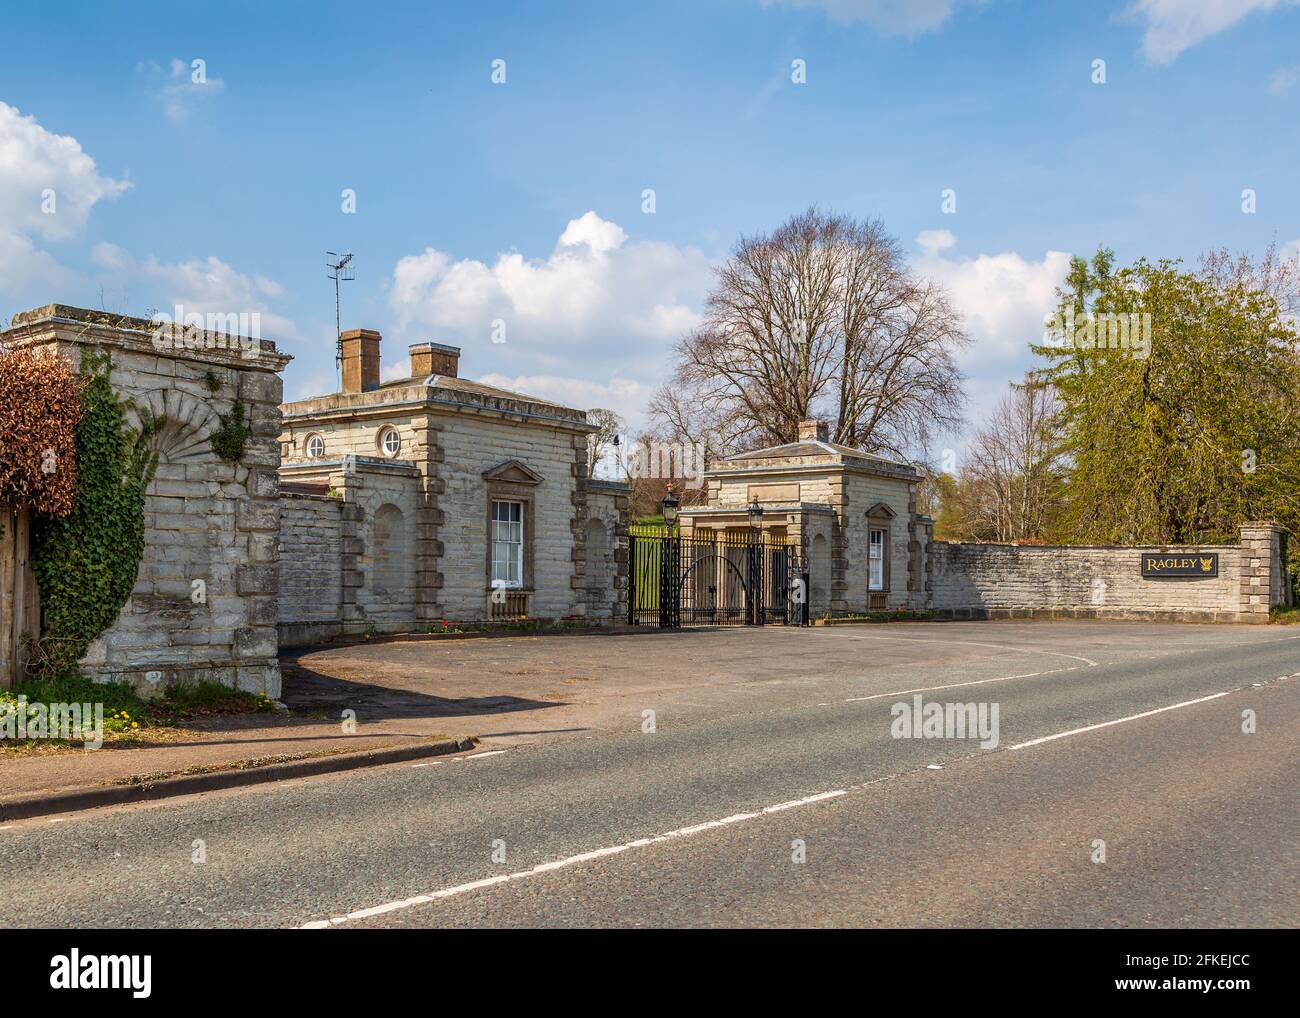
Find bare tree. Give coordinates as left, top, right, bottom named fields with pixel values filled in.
left=649, top=208, right=968, bottom=458
left=955, top=382, right=1063, bottom=542
left=1198, top=239, right=1300, bottom=317
left=585, top=407, right=624, bottom=478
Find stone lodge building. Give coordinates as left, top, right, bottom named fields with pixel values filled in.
left=678, top=420, right=925, bottom=617
left=277, top=329, right=629, bottom=643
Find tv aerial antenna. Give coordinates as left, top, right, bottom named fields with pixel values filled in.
left=326, top=251, right=355, bottom=386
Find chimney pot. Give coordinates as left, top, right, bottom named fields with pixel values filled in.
left=409, top=341, right=460, bottom=379
left=798, top=419, right=829, bottom=442
left=340, top=328, right=381, bottom=393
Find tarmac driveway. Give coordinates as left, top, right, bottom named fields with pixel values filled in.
left=283, top=620, right=1299, bottom=748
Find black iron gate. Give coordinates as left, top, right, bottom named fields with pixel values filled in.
left=628, top=528, right=808, bottom=628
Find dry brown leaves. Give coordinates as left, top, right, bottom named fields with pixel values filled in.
left=0, top=346, right=83, bottom=516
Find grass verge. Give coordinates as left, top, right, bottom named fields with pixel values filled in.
left=1, top=672, right=276, bottom=753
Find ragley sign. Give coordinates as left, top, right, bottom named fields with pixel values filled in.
left=1141, top=552, right=1219, bottom=579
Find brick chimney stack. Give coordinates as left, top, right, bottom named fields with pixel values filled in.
left=409, top=341, right=461, bottom=378
left=340, top=328, right=381, bottom=392
left=797, top=419, right=829, bottom=442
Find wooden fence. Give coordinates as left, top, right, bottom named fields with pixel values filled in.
left=0, top=508, right=39, bottom=690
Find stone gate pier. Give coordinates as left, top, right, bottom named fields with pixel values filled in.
left=1, top=306, right=291, bottom=697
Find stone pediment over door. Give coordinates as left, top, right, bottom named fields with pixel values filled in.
left=865, top=501, right=897, bottom=519
left=482, top=459, right=545, bottom=486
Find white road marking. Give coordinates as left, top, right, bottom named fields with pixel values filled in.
left=762, top=790, right=845, bottom=813
left=301, top=675, right=1280, bottom=929
left=300, top=788, right=846, bottom=928
left=843, top=666, right=1081, bottom=703
left=1008, top=690, right=1236, bottom=750
left=843, top=632, right=1099, bottom=667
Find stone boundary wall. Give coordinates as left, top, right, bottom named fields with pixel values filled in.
left=927, top=523, right=1285, bottom=623
left=278, top=493, right=345, bottom=647
left=585, top=481, right=631, bottom=621
left=278, top=457, right=414, bottom=646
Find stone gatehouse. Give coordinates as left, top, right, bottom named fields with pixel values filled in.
left=682, top=419, right=1290, bottom=624
left=679, top=420, right=926, bottom=617
left=276, top=328, right=629, bottom=644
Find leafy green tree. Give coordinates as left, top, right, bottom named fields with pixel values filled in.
left=926, top=471, right=966, bottom=541
left=1031, top=248, right=1300, bottom=543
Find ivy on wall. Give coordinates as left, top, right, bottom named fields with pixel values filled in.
left=31, top=349, right=161, bottom=671
left=211, top=400, right=250, bottom=463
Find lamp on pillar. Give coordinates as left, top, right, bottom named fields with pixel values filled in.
left=659, top=487, right=681, bottom=628
left=746, top=495, right=765, bottom=625
left=661, top=487, right=680, bottom=527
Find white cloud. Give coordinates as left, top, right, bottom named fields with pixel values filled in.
left=380, top=359, right=409, bottom=383
left=912, top=233, right=1072, bottom=362
left=0, top=232, right=80, bottom=308
left=480, top=372, right=652, bottom=420
left=910, top=233, right=1074, bottom=439
left=916, top=229, right=957, bottom=257
left=90, top=242, right=298, bottom=341
left=1128, top=0, right=1297, bottom=64
left=390, top=211, right=708, bottom=426
left=389, top=211, right=710, bottom=421
left=760, top=0, right=965, bottom=34
left=557, top=211, right=628, bottom=253
left=0, top=102, right=130, bottom=310
left=138, top=58, right=226, bottom=121
left=0, top=101, right=130, bottom=244
left=1269, top=64, right=1300, bottom=93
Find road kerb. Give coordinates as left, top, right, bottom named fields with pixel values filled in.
left=0, top=736, right=478, bottom=822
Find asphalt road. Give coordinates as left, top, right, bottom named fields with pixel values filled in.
left=0, top=622, right=1295, bottom=928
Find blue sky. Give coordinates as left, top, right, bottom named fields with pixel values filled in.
left=2, top=0, right=1298, bottom=445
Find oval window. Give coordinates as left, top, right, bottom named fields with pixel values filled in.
left=379, top=427, right=401, bottom=457
left=306, top=434, right=325, bottom=459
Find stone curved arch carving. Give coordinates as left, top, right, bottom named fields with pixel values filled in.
left=372, top=502, right=411, bottom=597
left=124, top=388, right=223, bottom=464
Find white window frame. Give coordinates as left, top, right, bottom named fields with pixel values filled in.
left=306, top=434, right=325, bottom=459
left=491, top=500, right=525, bottom=589
left=869, top=527, right=886, bottom=591
left=379, top=427, right=401, bottom=457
